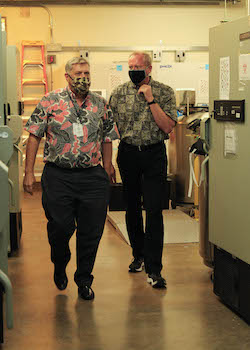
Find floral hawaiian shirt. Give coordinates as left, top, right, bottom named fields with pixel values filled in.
left=25, top=87, right=119, bottom=168
left=109, top=78, right=177, bottom=146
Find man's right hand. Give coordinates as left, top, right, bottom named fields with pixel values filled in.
left=23, top=173, right=36, bottom=195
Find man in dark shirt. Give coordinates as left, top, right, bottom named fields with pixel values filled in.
left=109, top=51, right=177, bottom=288
left=23, top=57, right=119, bottom=300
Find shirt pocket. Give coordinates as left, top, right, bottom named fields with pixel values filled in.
left=88, top=112, right=103, bottom=138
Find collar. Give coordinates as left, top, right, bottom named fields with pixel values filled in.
left=67, top=85, right=77, bottom=100
left=66, top=86, right=90, bottom=105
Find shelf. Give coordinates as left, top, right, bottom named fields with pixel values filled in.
left=21, top=97, right=41, bottom=105
left=22, top=79, right=46, bottom=86
left=23, top=60, right=44, bottom=67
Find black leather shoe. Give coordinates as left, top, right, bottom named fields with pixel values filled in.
left=54, top=270, right=68, bottom=291
left=78, top=285, right=95, bottom=300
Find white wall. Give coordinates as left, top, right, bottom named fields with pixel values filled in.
left=0, top=3, right=247, bottom=94
left=0, top=3, right=246, bottom=47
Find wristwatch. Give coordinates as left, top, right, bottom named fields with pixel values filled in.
left=148, top=99, right=156, bottom=105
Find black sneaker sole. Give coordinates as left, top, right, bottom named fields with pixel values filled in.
left=147, top=276, right=167, bottom=289
left=129, top=262, right=144, bottom=273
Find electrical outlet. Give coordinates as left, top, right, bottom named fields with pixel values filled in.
left=79, top=50, right=89, bottom=60
left=175, top=50, right=186, bottom=62
left=153, top=50, right=162, bottom=62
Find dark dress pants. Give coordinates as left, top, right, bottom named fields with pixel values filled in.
left=41, top=163, right=110, bottom=287
left=117, top=141, right=167, bottom=275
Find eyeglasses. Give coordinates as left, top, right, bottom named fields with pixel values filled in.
left=129, top=65, right=148, bottom=70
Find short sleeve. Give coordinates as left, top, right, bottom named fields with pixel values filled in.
left=24, top=97, right=50, bottom=138
left=160, top=87, right=177, bottom=123
left=109, top=90, right=119, bottom=123
left=102, top=101, right=120, bottom=142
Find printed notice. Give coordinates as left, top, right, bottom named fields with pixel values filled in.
left=239, top=54, right=250, bottom=80
left=109, top=71, right=123, bottom=91
left=224, top=127, right=236, bottom=156
left=220, top=57, right=230, bottom=100
left=198, top=79, right=209, bottom=104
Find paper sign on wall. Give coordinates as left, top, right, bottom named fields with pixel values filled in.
left=220, top=57, right=230, bottom=100
left=239, top=54, right=250, bottom=80
left=224, top=126, right=236, bottom=156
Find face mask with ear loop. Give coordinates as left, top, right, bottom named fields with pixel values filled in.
left=68, top=74, right=91, bottom=95
left=128, top=70, right=147, bottom=86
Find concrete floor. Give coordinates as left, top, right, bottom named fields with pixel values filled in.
left=2, top=187, right=250, bottom=350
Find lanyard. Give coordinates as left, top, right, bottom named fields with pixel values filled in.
left=67, top=91, right=85, bottom=124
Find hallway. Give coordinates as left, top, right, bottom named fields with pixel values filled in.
left=2, top=188, right=250, bottom=350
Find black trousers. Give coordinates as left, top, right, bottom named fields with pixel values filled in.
left=117, top=141, right=167, bottom=275
left=41, top=163, right=110, bottom=288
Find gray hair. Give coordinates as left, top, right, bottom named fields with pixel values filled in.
left=65, top=57, right=89, bottom=73
left=129, top=51, right=152, bottom=67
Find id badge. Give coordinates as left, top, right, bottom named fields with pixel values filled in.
left=73, top=123, right=83, bottom=137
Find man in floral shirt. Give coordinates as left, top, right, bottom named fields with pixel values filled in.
left=109, top=51, right=176, bottom=289
left=23, top=57, right=119, bottom=300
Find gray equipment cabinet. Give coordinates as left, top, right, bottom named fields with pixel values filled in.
left=7, top=115, right=23, bottom=253
left=209, top=16, right=250, bottom=323
left=7, top=46, right=22, bottom=116
left=6, top=46, right=23, bottom=253
left=0, top=16, right=14, bottom=343
left=0, top=127, right=14, bottom=343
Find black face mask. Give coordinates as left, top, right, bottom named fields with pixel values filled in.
left=129, top=70, right=146, bottom=86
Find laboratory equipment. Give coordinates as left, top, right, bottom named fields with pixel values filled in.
left=209, top=16, right=250, bottom=323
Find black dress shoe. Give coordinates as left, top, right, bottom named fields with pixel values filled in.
left=54, top=270, right=68, bottom=291
left=78, top=285, right=95, bottom=300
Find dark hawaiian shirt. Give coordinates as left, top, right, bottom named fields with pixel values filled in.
left=25, top=87, right=119, bottom=168
left=109, top=78, right=177, bottom=146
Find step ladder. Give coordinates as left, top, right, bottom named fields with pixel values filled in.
left=21, top=40, right=48, bottom=106
left=21, top=40, right=48, bottom=182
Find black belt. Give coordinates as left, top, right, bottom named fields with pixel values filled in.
left=45, top=162, right=100, bottom=171
left=120, top=140, right=164, bottom=152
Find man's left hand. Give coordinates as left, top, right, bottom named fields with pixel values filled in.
left=110, top=164, right=116, bottom=184
left=104, top=163, right=116, bottom=184
left=138, top=84, right=154, bottom=102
